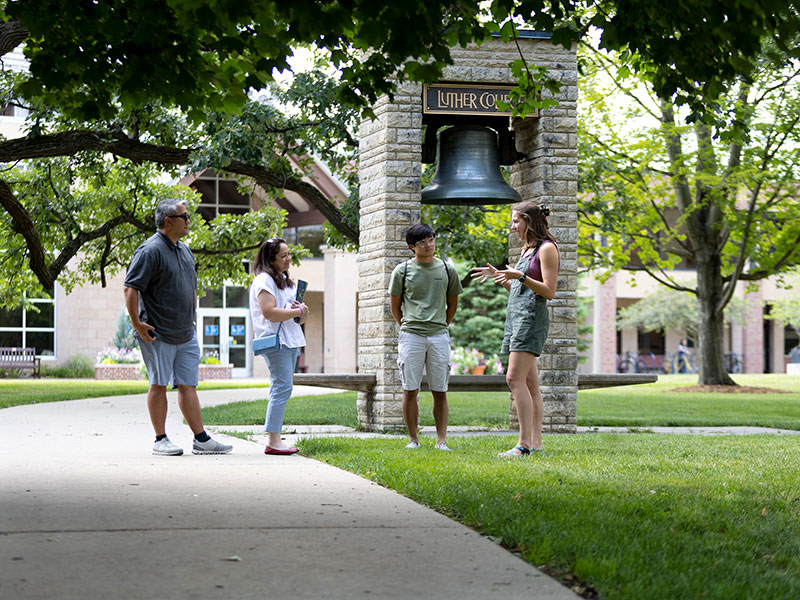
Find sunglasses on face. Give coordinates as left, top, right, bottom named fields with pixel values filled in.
left=168, top=213, right=190, bottom=221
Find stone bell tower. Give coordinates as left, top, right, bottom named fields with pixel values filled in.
left=356, top=32, right=578, bottom=433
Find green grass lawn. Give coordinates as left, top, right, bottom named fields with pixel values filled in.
left=199, top=373, right=800, bottom=431
left=7, top=374, right=800, bottom=431
left=579, top=374, right=800, bottom=430
left=201, top=392, right=360, bottom=429
left=200, top=389, right=509, bottom=428
left=299, top=433, right=800, bottom=600
left=0, top=378, right=266, bottom=410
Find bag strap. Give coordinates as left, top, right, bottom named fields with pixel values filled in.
left=441, top=258, right=453, bottom=291
left=401, top=259, right=410, bottom=305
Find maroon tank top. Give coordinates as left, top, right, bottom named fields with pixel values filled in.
left=527, top=240, right=560, bottom=282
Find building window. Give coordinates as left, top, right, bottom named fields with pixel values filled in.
left=199, top=284, right=249, bottom=309
left=0, top=103, right=28, bottom=119
left=284, top=224, right=325, bottom=257
left=189, top=169, right=252, bottom=221
left=0, top=292, right=56, bottom=357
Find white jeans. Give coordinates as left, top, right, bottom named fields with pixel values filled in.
left=397, top=330, right=450, bottom=392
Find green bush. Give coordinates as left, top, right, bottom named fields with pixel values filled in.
left=112, top=310, right=137, bottom=350
left=448, top=262, right=508, bottom=358
left=0, top=368, right=25, bottom=379
left=43, top=354, right=95, bottom=378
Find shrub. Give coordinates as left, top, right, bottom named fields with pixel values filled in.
left=200, top=351, right=222, bottom=365
left=111, top=310, right=137, bottom=350
left=0, top=368, right=24, bottom=378
left=43, top=354, right=95, bottom=378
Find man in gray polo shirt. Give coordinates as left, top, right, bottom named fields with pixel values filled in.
left=124, top=198, right=232, bottom=456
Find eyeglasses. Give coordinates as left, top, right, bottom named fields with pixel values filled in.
left=168, top=213, right=190, bottom=221
left=415, top=236, right=436, bottom=247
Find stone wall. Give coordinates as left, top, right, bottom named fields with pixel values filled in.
left=357, top=34, right=578, bottom=432
left=357, top=82, right=423, bottom=430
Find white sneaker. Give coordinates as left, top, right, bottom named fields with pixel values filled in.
left=405, top=440, right=420, bottom=449
left=153, top=437, right=183, bottom=456
left=192, top=437, right=233, bottom=455
left=434, top=442, right=452, bottom=452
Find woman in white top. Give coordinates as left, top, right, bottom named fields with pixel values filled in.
left=249, top=238, right=309, bottom=455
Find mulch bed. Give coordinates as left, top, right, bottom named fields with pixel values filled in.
left=669, top=385, right=792, bottom=394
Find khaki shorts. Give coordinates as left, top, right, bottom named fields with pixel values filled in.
left=397, top=330, right=450, bottom=392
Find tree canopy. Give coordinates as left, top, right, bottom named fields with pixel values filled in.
left=5, top=1, right=798, bottom=121
left=0, top=0, right=799, bottom=307
left=578, top=39, right=800, bottom=384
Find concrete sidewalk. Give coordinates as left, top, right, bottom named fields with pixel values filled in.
left=0, top=387, right=578, bottom=600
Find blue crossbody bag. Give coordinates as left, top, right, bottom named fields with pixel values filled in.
left=253, top=322, right=282, bottom=356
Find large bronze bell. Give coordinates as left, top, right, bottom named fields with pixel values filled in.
left=421, top=125, right=521, bottom=205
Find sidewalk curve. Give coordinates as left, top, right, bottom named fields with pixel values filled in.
left=0, top=389, right=577, bottom=600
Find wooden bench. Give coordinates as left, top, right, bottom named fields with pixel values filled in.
left=0, top=347, right=41, bottom=378
left=293, top=372, right=657, bottom=392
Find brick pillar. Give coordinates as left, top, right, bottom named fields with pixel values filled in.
left=508, top=44, right=579, bottom=433
left=357, top=83, right=423, bottom=431
left=594, top=275, right=618, bottom=373
left=743, top=287, right=764, bottom=374
left=356, top=34, right=578, bottom=434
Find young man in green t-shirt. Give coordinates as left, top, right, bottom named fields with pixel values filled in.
left=389, top=223, right=463, bottom=450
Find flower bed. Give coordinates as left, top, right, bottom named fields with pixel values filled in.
left=94, top=347, right=232, bottom=380
left=450, top=347, right=504, bottom=375
left=95, top=363, right=232, bottom=380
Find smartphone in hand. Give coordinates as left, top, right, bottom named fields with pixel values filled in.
left=294, top=280, right=308, bottom=322
left=295, top=279, right=307, bottom=303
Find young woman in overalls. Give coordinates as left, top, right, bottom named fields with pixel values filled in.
left=471, top=202, right=560, bottom=457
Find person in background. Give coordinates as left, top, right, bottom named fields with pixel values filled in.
left=471, top=202, right=560, bottom=457
left=389, top=223, right=462, bottom=451
left=249, top=237, right=308, bottom=455
left=677, top=339, right=691, bottom=373
left=124, top=198, right=233, bottom=456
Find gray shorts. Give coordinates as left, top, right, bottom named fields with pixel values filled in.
left=138, top=331, right=200, bottom=387
left=502, top=295, right=550, bottom=356
left=397, top=330, right=450, bottom=392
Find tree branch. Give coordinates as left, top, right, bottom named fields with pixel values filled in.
left=0, top=20, right=29, bottom=57
left=581, top=42, right=662, bottom=121
left=0, top=178, right=54, bottom=289
left=0, top=129, right=359, bottom=244
left=622, top=263, right=696, bottom=294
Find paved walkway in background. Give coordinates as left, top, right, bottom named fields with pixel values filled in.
left=0, top=386, right=578, bottom=600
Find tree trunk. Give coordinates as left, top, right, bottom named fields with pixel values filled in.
left=695, top=257, right=736, bottom=385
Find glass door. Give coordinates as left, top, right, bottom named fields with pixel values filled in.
left=225, top=310, right=250, bottom=377
left=197, top=309, right=251, bottom=377
left=199, top=312, right=221, bottom=362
